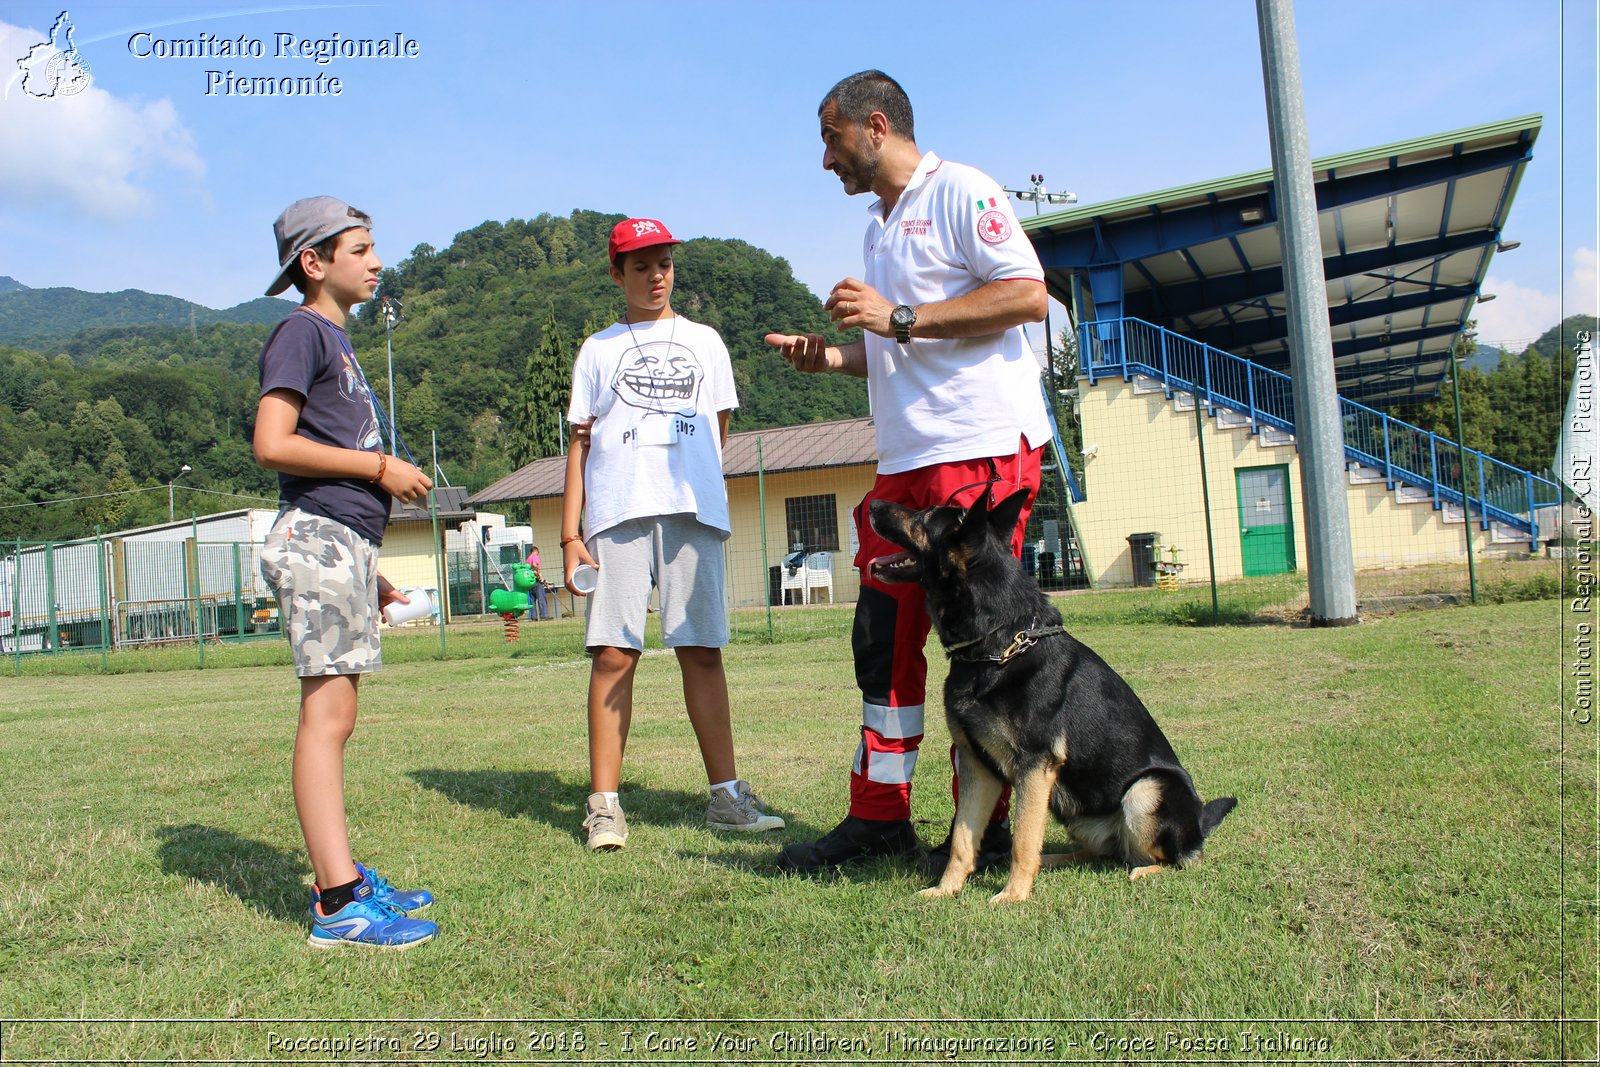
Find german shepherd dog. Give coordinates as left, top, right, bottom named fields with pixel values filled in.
left=869, top=488, right=1236, bottom=903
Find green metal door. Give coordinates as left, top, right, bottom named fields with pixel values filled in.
left=1237, top=465, right=1295, bottom=576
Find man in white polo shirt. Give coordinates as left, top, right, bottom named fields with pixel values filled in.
left=765, top=69, right=1052, bottom=874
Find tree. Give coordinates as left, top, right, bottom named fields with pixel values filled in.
left=401, top=369, right=442, bottom=436
left=507, top=308, right=570, bottom=469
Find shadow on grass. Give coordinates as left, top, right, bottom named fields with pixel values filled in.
left=154, top=824, right=306, bottom=922
left=408, top=767, right=835, bottom=867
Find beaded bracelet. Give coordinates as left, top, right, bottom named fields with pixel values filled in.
left=371, top=452, right=388, bottom=483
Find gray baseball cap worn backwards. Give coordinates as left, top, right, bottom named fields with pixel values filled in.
left=266, top=196, right=372, bottom=296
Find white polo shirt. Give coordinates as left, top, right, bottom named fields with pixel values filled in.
left=862, top=151, right=1052, bottom=474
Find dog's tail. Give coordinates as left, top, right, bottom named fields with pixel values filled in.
left=1199, top=796, right=1237, bottom=841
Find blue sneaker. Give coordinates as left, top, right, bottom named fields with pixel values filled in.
left=307, top=880, right=437, bottom=950
left=357, top=862, right=434, bottom=913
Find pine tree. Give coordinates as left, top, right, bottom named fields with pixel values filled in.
left=508, top=308, right=571, bottom=469
left=530, top=309, right=570, bottom=459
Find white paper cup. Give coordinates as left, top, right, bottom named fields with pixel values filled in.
left=569, top=563, right=599, bottom=595
left=383, top=589, right=434, bottom=626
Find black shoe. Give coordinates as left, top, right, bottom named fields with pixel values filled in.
left=919, top=820, right=1013, bottom=878
left=776, top=815, right=921, bottom=874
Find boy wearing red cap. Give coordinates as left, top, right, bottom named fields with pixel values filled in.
left=560, top=218, right=784, bottom=850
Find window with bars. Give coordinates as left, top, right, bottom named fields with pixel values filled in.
left=784, top=493, right=839, bottom=552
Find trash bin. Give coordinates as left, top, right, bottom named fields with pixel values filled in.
left=1021, top=543, right=1037, bottom=577
left=1127, top=532, right=1159, bottom=587
left=1039, top=551, right=1057, bottom=587
left=768, top=565, right=782, bottom=607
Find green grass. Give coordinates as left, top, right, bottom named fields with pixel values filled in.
left=0, top=598, right=1591, bottom=1062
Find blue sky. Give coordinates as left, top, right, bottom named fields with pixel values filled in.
left=1, top=0, right=1594, bottom=352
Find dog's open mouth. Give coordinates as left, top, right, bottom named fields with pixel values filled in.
left=869, top=551, right=918, bottom=583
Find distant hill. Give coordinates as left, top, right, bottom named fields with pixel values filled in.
left=1464, top=342, right=1504, bottom=373
left=0, top=284, right=297, bottom=346
left=1526, top=314, right=1598, bottom=358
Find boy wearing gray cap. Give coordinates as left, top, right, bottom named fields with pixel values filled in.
left=254, top=196, right=438, bottom=949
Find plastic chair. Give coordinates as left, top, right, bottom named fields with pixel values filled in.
left=781, top=558, right=809, bottom=604
left=804, top=552, right=834, bottom=604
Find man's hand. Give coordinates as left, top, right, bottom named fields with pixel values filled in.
left=764, top=333, right=868, bottom=378
left=825, top=277, right=893, bottom=338
left=764, top=332, right=835, bottom=373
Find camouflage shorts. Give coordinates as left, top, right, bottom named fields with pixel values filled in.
left=260, top=507, right=383, bottom=677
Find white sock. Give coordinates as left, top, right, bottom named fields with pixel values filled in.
left=597, top=791, right=619, bottom=805
left=710, top=779, right=741, bottom=799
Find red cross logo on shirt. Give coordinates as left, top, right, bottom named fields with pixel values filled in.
left=977, top=208, right=1011, bottom=245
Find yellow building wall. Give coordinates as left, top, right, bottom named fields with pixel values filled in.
left=376, top=521, right=446, bottom=617
left=725, top=467, right=875, bottom=608
left=1074, top=376, right=1511, bottom=586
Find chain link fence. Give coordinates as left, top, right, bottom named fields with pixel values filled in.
left=7, top=381, right=1567, bottom=674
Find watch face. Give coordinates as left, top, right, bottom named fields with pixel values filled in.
left=892, top=306, right=915, bottom=327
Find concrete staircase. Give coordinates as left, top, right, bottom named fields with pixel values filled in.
left=1135, top=373, right=1527, bottom=545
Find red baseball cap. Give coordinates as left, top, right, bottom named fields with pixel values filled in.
left=609, top=218, right=682, bottom=261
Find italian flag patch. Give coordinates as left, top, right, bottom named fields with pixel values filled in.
left=976, top=196, right=998, bottom=209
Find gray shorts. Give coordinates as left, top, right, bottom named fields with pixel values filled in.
left=259, top=507, right=382, bottom=677
left=583, top=514, right=728, bottom=651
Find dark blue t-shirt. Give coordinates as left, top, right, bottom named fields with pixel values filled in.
left=258, top=309, right=392, bottom=545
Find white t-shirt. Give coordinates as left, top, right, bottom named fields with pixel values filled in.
left=862, top=151, right=1053, bottom=474
left=567, top=316, right=737, bottom=538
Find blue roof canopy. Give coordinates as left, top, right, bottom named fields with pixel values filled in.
left=1024, top=116, right=1539, bottom=406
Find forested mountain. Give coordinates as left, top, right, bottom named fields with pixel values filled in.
left=0, top=285, right=298, bottom=346
left=0, top=212, right=1584, bottom=542
left=0, top=211, right=864, bottom=539
left=1395, top=313, right=1594, bottom=475
left=341, top=210, right=865, bottom=493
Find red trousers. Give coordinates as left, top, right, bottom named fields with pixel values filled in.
left=847, top=441, right=1043, bottom=821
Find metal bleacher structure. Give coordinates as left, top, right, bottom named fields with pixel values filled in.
left=1078, top=316, right=1559, bottom=546
left=1024, top=114, right=1559, bottom=550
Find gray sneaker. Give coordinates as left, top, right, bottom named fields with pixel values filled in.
left=583, top=793, right=628, bottom=851
left=706, top=780, right=786, bottom=832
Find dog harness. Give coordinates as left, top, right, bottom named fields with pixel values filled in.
left=943, top=620, right=1067, bottom=666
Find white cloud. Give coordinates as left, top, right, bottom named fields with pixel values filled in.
left=1567, top=247, right=1598, bottom=317
left=0, top=19, right=204, bottom=221
left=1477, top=246, right=1599, bottom=350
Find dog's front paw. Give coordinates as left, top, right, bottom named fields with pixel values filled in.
left=988, top=886, right=1033, bottom=905
left=917, top=885, right=959, bottom=899
left=1129, top=864, right=1165, bottom=881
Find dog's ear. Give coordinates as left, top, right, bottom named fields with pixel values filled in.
left=987, top=488, right=1031, bottom=540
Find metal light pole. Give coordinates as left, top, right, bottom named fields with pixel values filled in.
left=1004, top=174, right=1078, bottom=394
left=1257, top=0, right=1357, bottom=625
left=1448, top=346, right=1479, bottom=603
left=381, top=295, right=403, bottom=456
left=168, top=464, right=191, bottom=522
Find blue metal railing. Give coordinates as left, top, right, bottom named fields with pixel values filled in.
left=1078, top=317, right=1561, bottom=545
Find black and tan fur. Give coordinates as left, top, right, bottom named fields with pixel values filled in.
left=869, top=489, right=1236, bottom=903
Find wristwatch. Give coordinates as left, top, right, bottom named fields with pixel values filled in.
left=891, top=304, right=917, bottom=344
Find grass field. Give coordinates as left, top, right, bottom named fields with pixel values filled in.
left=0, top=592, right=1592, bottom=1063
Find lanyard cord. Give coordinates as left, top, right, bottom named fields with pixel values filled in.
left=295, top=308, right=423, bottom=472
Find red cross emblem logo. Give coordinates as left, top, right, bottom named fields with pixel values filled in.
left=978, top=209, right=1011, bottom=244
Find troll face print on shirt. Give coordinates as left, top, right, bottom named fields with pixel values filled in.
left=610, top=340, right=702, bottom=419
